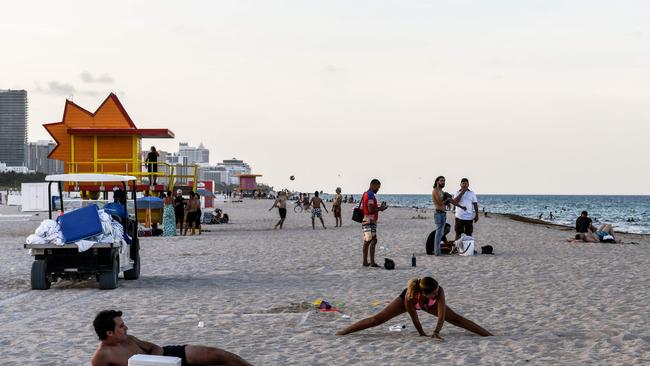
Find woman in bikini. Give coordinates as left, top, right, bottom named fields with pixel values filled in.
left=336, top=277, right=492, bottom=339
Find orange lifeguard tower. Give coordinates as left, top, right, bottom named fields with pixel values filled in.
left=44, top=93, right=197, bottom=193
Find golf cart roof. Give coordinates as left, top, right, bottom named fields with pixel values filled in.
left=45, top=174, right=137, bottom=182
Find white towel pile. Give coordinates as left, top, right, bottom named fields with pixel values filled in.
left=26, top=209, right=127, bottom=252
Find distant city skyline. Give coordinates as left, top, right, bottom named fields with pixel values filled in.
left=2, top=1, right=649, bottom=194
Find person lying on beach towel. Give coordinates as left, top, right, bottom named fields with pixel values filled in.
left=570, top=224, right=621, bottom=243
left=336, top=277, right=492, bottom=339
left=91, top=310, right=251, bottom=366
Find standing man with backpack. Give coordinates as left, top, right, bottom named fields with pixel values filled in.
left=361, top=179, right=388, bottom=267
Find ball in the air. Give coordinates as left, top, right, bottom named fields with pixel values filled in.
left=290, top=175, right=295, bottom=181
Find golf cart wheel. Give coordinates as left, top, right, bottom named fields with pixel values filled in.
left=123, top=251, right=140, bottom=280
left=99, top=253, right=119, bottom=290
left=31, top=260, right=50, bottom=290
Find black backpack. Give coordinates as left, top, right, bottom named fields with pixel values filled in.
left=384, top=258, right=395, bottom=270
left=481, top=245, right=494, bottom=255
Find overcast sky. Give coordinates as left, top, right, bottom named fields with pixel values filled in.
left=2, top=1, right=649, bottom=194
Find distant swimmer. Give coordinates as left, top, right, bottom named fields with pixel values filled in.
left=336, top=277, right=492, bottom=338
left=91, top=310, right=251, bottom=366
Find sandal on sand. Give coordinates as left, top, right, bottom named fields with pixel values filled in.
left=363, top=263, right=370, bottom=267
left=370, top=263, right=380, bottom=268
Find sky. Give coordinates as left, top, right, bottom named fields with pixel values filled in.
left=1, top=0, right=649, bottom=195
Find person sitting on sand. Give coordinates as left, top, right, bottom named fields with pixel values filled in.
left=426, top=223, right=452, bottom=255
left=576, top=211, right=596, bottom=234
left=336, top=277, right=492, bottom=339
left=91, top=310, right=251, bottom=366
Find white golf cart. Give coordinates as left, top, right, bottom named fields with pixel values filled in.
left=24, top=174, right=140, bottom=290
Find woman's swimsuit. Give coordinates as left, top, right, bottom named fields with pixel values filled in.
left=399, top=288, right=437, bottom=310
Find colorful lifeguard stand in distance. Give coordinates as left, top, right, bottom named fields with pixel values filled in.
left=44, top=93, right=198, bottom=194
left=235, top=173, right=263, bottom=196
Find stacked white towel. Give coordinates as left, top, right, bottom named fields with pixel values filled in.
left=26, top=210, right=128, bottom=252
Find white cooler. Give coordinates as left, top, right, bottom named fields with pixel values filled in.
left=128, top=354, right=181, bottom=366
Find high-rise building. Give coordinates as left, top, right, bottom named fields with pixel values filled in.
left=26, top=140, right=64, bottom=174
left=0, top=89, right=28, bottom=166
left=178, top=142, right=209, bottom=164
left=221, top=158, right=251, bottom=185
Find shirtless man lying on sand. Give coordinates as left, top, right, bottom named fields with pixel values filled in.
left=91, top=310, right=251, bottom=366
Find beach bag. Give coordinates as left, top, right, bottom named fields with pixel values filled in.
left=456, top=235, right=475, bottom=256
left=352, top=197, right=364, bottom=223
left=384, top=258, right=395, bottom=270
left=481, top=245, right=494, bottom=255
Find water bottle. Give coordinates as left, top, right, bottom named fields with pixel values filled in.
left=411, top=253, right=416, bottom=267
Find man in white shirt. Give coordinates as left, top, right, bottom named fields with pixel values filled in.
left=452, top=178, right=479, bottom=240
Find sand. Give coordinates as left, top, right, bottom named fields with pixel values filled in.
left=0, top=200, right=649, bottom=365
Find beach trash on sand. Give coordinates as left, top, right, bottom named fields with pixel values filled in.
left=197, top=321, right=204, bottom=328
left=389, top=324, right=406, bottom=332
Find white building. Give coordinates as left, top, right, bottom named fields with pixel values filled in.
left=178, top=142, right=209, bottom=164
left=196, top=158, right=252, bottom=186
left=0, top=162, right=30, bottom=173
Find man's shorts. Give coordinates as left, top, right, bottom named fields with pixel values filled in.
left=362, top=223, right=377, bottom=242
left=454, top=218, right=474, bottom=236
left=311, top=208, right=322, bottom=219
left=279, top=207, right=287, bottom=219
left=186, top=212, right=196, bottom=227
left=163, top=345, right=189, bottom=366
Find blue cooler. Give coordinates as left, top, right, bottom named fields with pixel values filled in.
left=58, top=204, right=103, bottom=243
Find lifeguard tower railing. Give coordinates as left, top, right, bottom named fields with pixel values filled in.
left=66, top=159, right=198, bottom=191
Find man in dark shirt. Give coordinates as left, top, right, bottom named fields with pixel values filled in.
left=145, top=146, right=159, bottom=185
left=576, top=211, right=596, bottom=233
left=173, top=190, right=186, bottom=236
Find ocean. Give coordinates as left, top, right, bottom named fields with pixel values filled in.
left=338, top=194, right=650, bottom=234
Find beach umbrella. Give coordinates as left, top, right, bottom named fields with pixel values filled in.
left=195, top=189, right=215, bottom=197
left=136, top=196, right=164, bottom=209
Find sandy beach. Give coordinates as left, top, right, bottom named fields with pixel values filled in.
left=1, top=199, right=649, bottom=365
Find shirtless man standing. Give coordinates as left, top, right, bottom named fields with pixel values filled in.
left=184, top=192, right=199, bottom=236
left=269, top=190, right=291, bottom=229
left=432, top=176, right=466, bottom=256
left=91, top=310, right=251, bottom=366
left=332, top=187, right=343, bottom=227
left=309, top=191, right=329, bottom=229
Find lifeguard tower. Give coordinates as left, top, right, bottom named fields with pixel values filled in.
left=44, top=93, right=198, bottom=194
left=235, top=173, right=263, bottom=197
